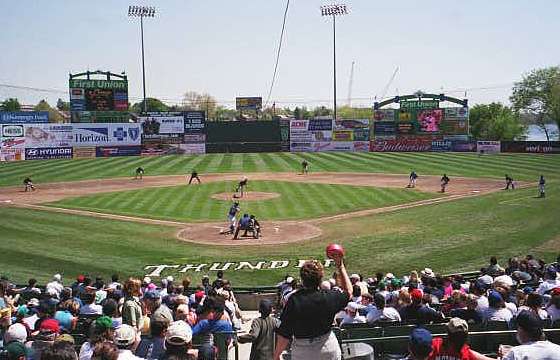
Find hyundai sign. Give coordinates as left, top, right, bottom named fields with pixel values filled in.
left=25, top=147, right=73, bottom=160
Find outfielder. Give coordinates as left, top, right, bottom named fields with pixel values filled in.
left=23, top=177, right=35, bottom=192
left=440, top=174, right=450, bottom=193
left=235, top=177, right=248, bottom=198
left=539, top=175, right=546, bottom=198
left=408, top=171, right=418, bottom=188
left=188, top=170, right=201, bottom=185
left=135, top=167, right=145, bottom=180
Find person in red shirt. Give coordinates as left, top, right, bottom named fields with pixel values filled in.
left=428, top=318, right=494, bottom=360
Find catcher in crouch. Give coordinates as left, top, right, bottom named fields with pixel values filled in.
left=234, top=176, right=248, bottom=198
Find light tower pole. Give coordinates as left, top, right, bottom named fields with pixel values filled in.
left=128, top=5, right=156, bottom=114
left=320, top=3, right=348, bottom=122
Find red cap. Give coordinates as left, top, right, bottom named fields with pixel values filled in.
left=77, top=274, right=85, bottom=282
left=552, top=287, right=560, bottom=296
left=410, top=289, right=423, bottom=301
left=195, top=290, right=205, bottom=301
left=40, top=319, right=60, bottom=334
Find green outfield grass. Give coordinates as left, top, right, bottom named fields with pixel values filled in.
left=1, top=184, right=558, bottom=286
left=0, top=152, right=559, bottom=187
left=46, top=181, right=436, bottom=222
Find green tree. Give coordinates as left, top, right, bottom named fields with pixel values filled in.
left=181, top=91, right=217, bottom=120
left=510, top=66, right=560, bottom=141
left=1, top=98, right=21, bottom=111
left=130, top=98, right=170, bottom=113
left=337, top=106, right=374, bottom=120
left=469, top=103, right=526, bottom=141
left=34, top=100, right=63, bottom=123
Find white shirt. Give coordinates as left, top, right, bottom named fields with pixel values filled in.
left=537, top=280, right=560, bottom=295
left=117, top=349, right=144, bottom=360
left=340, top=314, right=366, bottom=325
left=79, top=342, right=94, bottom=360
left=80, top=303, right=103, bottom=315
left=46, top=281, right=63, bottom=296
left=517, top=306, right=549, bottom=320
left=476, top=295, right=489, bottom=312
left=366, top=306, right=401, bottom=324
left=504, top=341, right=560, bottom=360
left=505, top=302, right=518, bottom=316
left=483, top=307, right=513, bottom=323
left=546, top=305, right=560, bottom=322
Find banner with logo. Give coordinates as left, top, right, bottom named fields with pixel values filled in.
left=1, top=124, right=24, bottom=138
left=354, top=141, right=370, bottom=152
left=373, top=122, right=396, bottom=137
left=24, top=124, right=74, bottom=148
left=25, top=147, right=73, bottom=160
left=0, top=137, right=26, bottom=161
left=431, top=139, right=452, bottom=152
left=289, top=142, right=314, bottom=152
left=444, top=107, right=469, bottom=121
left=73, top=147, right=96, bottom=159
left=501, top=141, right=560, bottom=154
left=373, top=109, right=395, bottom=121
left=451, top=141, right=477, bottom=152
left=477, top=141, right=501, bottom=154
left=184, top=111, right=206, bottom=134
left=0, top=111, right=49, bottom=124
left=313, top=141, right=354, bottom=152
left=96, top=146, right=142, bottom=157
left=73, top=123, right=142, bottom=147
left=332, top=130, right=353, bottom=142
left=371, top=138, right=432, bottom=152
left=178, top=143, right=206, bottom=154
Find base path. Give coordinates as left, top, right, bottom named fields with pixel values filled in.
left=0, top=172, right=524, bottom=246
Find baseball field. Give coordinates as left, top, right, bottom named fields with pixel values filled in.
left=0, top=152, right=559, bottom=287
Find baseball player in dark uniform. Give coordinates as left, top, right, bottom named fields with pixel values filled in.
left=440, top=174, right=450, bottom=193
left=188, top=170, right=201, bottom=185
left=504, top=174, right=515, bottom=190
left=538, top=175, right=546, bottom=198
left=135, top=167, right=145, bottom=180
left=408, top=171, right=419, bottom=188
left=23, top=177, right=35, bottom=192
left=301, top=160, right=309, bottom=175
left=235, top=177, right=248, bottom=198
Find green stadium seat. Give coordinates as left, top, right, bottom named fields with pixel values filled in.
left=484, top=322, right=516, bottom=353
left=340, top=325, right=383, bottom=351
left=382, top=325, right=415, bottom=357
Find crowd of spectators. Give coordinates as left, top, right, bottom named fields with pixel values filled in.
left=1, top=254, right=560, bottom=360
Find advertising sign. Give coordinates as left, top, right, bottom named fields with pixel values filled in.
left=353, top=128, right=370, bottom=141
left=354, top=141, right=370, bottom=152
left=451, top=141, right=477, bottom=152
left=400, top=100, right=439, bottom=110
left=477, top=141, right=501, bottom=154
left=332, top=130, right=353, bottom=142
left=290, top=142, right=313, bottom=152
left=96, top=146, right=142, bottom=157
left=178, top=143, right=206, bottom=155
left=373, top=121, right=396, bottom=136
left=373, top=109, right=395, bottom=121
left=440, top=120, right=468, bottom=135
left=417, top=109, right=443, bottom=133
left=431, top=139, right=452, bottom=152
left=69, top=79, right=128, bottom=113
left=71, top=111, right=130, bottom=123
left=372, top=138, right=432, bottom=152
left=308, top=119, right=333, bottom=131
left=444, top=107, right=469, bottom=120
left=139, top=113, right=185, bottom=141
left=73, top=147, right=96, bottom=159
left=183, top=134, right=207, bottom=143
left=184, top=111, right=206, bottom=134
left=73, top=123, right=142, bottom=147
left=334, top=119, right=369, bottom=130
left=501, top=141, right=560, bottom=154
left=25, top=147, right=73, bottom=160
left=24, top=124, right=74, bottom=148
left=236, top=97, right=262, bottom=111
left=398, top=109, right=414, bottom=121
left=314, top=141, right=354, bottom=152
left=0, top=137, right=25, bottom=161
left=1, top=124, right=24, bottom=138
left=0, top=111, right=49, bottom=124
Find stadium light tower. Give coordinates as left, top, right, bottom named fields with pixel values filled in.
left=320, top=3, right=348, bottom=122
left=128, top=5, right=156, bottom=114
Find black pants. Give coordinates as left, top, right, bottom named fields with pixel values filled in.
left=189, top=175, right=200, bottom=184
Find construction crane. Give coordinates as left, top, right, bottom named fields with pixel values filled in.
left=346, top=61, right=355, bottom=107
left=379, top=66, right=399, bottom=100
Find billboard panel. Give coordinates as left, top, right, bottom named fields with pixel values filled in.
left=417, top=109, right=443, bottom=133
left=73, top=147, right=96, bottom=159
left=332, top=130, right=353, bottom=142
left=396, top=121, right=417, bottom=135
left=69, top=79, right=128, bottom=113
left=354, top=141, right=370, bottom=152
left=334, top=119, right=369, bottom=130
left=139, top=113, right=185, bottom=142
left=236, top=97, right=262, bottom=111
left=24, top=124, right=74, bottom=148
left=178, top=143, right=206, bottom=154
left=184, top=134, right=207, bottom=143
left=184, top=111, right=206, bottom=134
left=308, top=119, right=333, bottom=131
left=372, top=138, right=432, bottom=152
left=431, top=139, right=453, bottom=152
left=501, top=141, right=560, bottom=154
left=73, top=123, right=142, bottom=147
left=25, top=147, right=73, bottom=160
left=373, top=122, right=396, bottom=136
left=290, top=142, right=313, bottom=152
left=96, top=146, right=142, bottom=157
left=444, top=107, right=469, bottom=120
left=373, top=109, right=395, bottom=121
left=0, top=111, right=49, bottom=124
left=477, top=141, right=501, bottom=154
left=314, top=141, right=354, bottom=152
left=0, top=137, right=25, bottom=161
left=451, top=141, right=477, bottom=152
left=1, top=124, right=25, bottom=138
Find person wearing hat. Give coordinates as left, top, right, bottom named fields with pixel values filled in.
left=41, top=341, right=77, bottom=360
left=46, top=274, right=63, bottom=299
left=143, top=290, right=173, bottom=324
left=135, top=319, right=169, bottom=359
left=400, top=289, right=443, bottom=324
left=482, top=291, right=513, bottom=324
left=78, top=315, right=115, bottom=360
left=537, top=266, right=560, bottom=296
left=29, top=318, right=60, bottom=360
left=4, top=323, right=28, bottom=344
left=403, top=328, right=433, bottom=360
left=340, top=302, right=366, bottom=326
left=4, top=341, right=29, bottom=360
left=501, top=310, right=560, bottom=359
left=274, top=254, right=352, bottom=360
left=546, top=287, right=560, bottom=322
left=161, top=320, right=202, bottom=360
left=114, top=324, right=142, bottom=359
left=238, top=299, right=279, bottom=360
left=428, top=318, right=494, bottom=360
left=367, top=292, right=401, bottom=324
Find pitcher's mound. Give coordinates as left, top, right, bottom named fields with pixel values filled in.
left=211, top=191, right=280, bottom=201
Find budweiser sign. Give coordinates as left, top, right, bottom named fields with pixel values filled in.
left=373, top=138, right=432, bottom=152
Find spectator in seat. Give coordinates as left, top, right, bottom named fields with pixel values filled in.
left=428, top=318, right=494, bottom=360
left=102, top=298, right=122, bottom=329
left=46, top=274, right=64, bottom=299
left=161, top=320, right=204, bottom=360
left=144, top=291, right=173, bottom=324
left=546, top=288, right=560, bottom=322
left=41, top=341, right=78, bottom=360
left=29, top=319, right=60, bottom=360
left=92, top=342, right=119, bottom=360
left=351, top=285, right=362, bottom=303
left=114, top=324, right=143, bottom=360
left=340, top=302, right=366, bottom=325
left=238, top=299, right=279, bottom=360
left=3, top=341, right=29, bottom=360
left=402, top=328, right=433, bottom=360
left=274, top=255, right=352, bottom=360
left=80, top=293, right=102, bottom=315
left=367, top=292, right=401, bottom=324
left=400, top=289, right=443, bottom=324
left=135, top=319, right=169, bottom=359
left=359, top=293, right=375, bottom=316
left=449, top=294, right=483, bottom=324
left=482, top=291, right=513, bottom=324
left=501, top=310, right=560, bottom=360
left=55, top=300, right=80, bottom=333
left=79, top=316, right=115, bottom=360
left=537, top=266, right=560, bottom=296
left=517, top=293, right=548, bottom=320
left=486, top=256, right=504, bottom=277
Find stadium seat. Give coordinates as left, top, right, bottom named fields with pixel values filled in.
left=339, top=325, right=383, bottom=351
left=484, top=322, right=516, bottom=353
left=381, top=325, right=415, bottom=357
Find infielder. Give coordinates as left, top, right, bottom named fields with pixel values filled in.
left=440, top=174, right=450, bottom=193
left=221, top=201, right=240, bottom=235
left=188, top=170, right=201, bottom=185
left=539, top=175, right=546, bottom=198
left=408, top=171, right=419, bottom=188
left=301, top=160, right=309, bottom=175
left=504, top=174, right=515, bottom=190
left=235, top=177, right=248, bottom=198
left=135, top=167, right=144, bottom=180
left=23, top=177, right=35, bottom=192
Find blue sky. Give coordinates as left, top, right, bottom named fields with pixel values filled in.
left=1, top=0, right=559, bottom=108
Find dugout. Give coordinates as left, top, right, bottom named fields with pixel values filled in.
left=206, top=120, right=282, bottom=153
